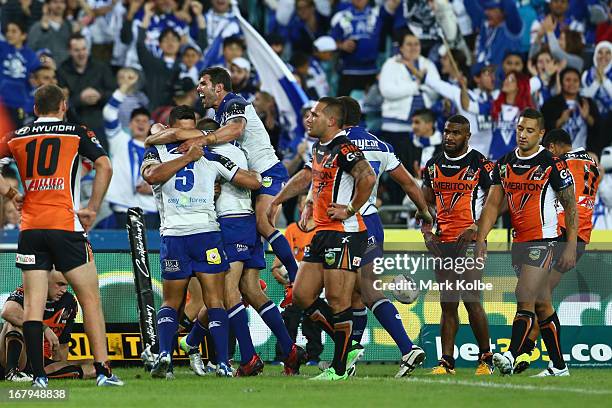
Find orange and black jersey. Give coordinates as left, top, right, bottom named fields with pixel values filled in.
left=7, top=286, right=78, bottom=359
left=492, top=147, right=574, bottom=242
left=423, top=148, right=493, bottom=242
left=284, top=222, right=317, bottom=262
left=1, top=118, right=107, bottom=232
left=558, top=148, right=600, bottom=243
left=305, top=132, right=367, bottom=233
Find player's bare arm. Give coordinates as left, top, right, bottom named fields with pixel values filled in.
left=175, top=117, right=247, bottom=152
left=556, top=184, right=578, bottom=270
left=328, top=159, right=376, bottom=220
left=231, top=169, right=262, bottom=190
left=267, top=168, right=313, bottom=226
left=1, top=300, right=25, bottom=327
left=420, top=184, right=442, bottom=256
left=475, top=185, right=505, bottom=258
left=79, top=155, right=113, bottom=232
left=142, top=145, right=203, bottom=185
left=389, top=164, right=433, bottom=224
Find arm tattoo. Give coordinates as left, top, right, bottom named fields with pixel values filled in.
left=350, top=160, right=375, bottom=181
left=558, top=186, right=578, bottom=232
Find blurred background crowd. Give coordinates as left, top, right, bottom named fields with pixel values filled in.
left=1, top=0, right=612, bottom=231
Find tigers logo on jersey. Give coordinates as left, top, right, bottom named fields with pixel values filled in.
left=206, top=248, right=222, bottom=265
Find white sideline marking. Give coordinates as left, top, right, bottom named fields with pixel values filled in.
left=400, top=377, right=612, bottom=395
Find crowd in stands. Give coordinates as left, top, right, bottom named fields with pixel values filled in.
left=2, top=0, right=612, bottom=231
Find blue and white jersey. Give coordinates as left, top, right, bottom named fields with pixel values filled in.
left=141, top=144, right=239, bottom=236
left=215, top=92, right=280, bottom=174
left=210, top=143, right=253, bottom=217
left=345, top=126, right=401, bottom=216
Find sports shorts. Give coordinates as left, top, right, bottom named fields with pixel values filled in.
left=218, top=214, right=266, bottom=270
left=303, top=230, right=368, bottom=271
left=256, top=162, right=289, bottom=197
left=511, top=239, right=558, bottom=276
left=16, top=229, right=94, bottom=272
left=553, top=229, right=587, bottom=273
left=362, top=213, right=384, bottom=265
left=160, top=231, right=229, bottom=280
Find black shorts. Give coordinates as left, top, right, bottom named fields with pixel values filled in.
left=17, top=230, right=94, bottom=272
left=553, top=230, right=587, bottom=273
left=511, top=240, right=557, bottom=276
left=303, top=230, right=368, bottom=271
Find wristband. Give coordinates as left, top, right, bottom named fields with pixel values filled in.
left=4, top=187, right=18, bottom=199
left=346, top=203, right=356, bottom=217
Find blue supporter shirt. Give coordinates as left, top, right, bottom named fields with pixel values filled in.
left=0, top=40, right=40, bottom=112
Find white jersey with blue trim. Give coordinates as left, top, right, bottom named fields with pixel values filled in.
left=141, top=144, right=239, bottom=236
left=345, top=126, right=401, bottom=216
left=215, top=92, right=280, bottom=174
left=210, top=143, right=254, bottom=217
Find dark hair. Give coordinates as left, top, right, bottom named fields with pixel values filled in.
left=200, top=67, right=232, bottom=92
left=562, top=29, right=584, bottom=56
left=337, top=96, right=361, bottom=126
left=560, top=66, right=581, bottom=83
left=168, top=105, right=196, bottom=126
left=4, top=20, right=27, bottom=35
left=34, top=84, right=65, bottom=115
left=446, top=114, right=470, bottom=127
left=519, top=108, right=545, bottom=130
left=223, top=36, right=245, bottom=50
left=32, top=66, right=54, bottom=76
left=318, top=97, right=344, bottom=128
left=395, top=28, right=417, bottom=46
left=542, top=128, right=572, bottom=147
left=68, top=32, right=86, bottom=48
left=159, top=27, right=180, bottom=43
left=130, top=107, right=150, bottom=120
left=412, top=108, right=436, bottom=124
left=197, top=118, right=220, bottom=132
left=290, top=51, right=310, bottom=69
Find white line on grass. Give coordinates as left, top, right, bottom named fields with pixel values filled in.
left=399, top=377, right=612, bottom=395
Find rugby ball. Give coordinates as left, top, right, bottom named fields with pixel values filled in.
left=391, top=274, right=420, bottom=304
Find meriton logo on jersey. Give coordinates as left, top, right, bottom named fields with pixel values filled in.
left=25, top=177, right=65, bottom=191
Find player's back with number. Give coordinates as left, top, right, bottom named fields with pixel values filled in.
left=7, top=121, right=105, bottom=232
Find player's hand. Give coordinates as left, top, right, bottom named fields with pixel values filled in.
left=136, top=181, right=153, bottom=195
left=184, top=144, right=203, bottom=162
left=556, top=242, right=577, bottom=272
left=271, top=266, right=289, bottom=285
left=44, top=327, right=60, bottom=358
left=579, top=99, right=590, bottom=120
left=457, top=225, right=477, bottom=250
left=327, top=203, right=351, bottom=220
left=77, top=207, right=97, bottom=231
left=414, top=208, right=433, bottom=225
left=214, top=181, right=221, bottom=200
left=475, top=240, right=488, bottom=262
left=178, top=136, right=206, bottom=153
left=267, top=200, right=280, bottom=227
left=299, top=200, right=313, bottom=230
left=422, top=230, right=442, bottom=257
left=339, top=39, right=357, bottom=53
left=13, top=193, right=24, bottom=211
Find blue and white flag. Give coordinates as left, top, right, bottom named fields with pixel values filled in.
left=233, top=4, right=308, bottom=139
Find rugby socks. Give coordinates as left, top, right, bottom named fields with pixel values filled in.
left=228, top=303, right=256, bottom=364
left=441, top=355, right=456, bottom=369
left=519, top=337, right=536, bottom=356
left=371, top=299, right=413, bottom=355
left=207, top=308, right=229, bottom=364
left=5, top=331, right=23, bottom=371
left=258, top=300, right=293, bottom=356
left=267, top=230, right=298, bottom=282
left=23, top=321, right=45, bottom=378
left=157, top=306, right=178, bottom=355
left=180, top=314, right=195, bottom=332
left=185, top=320, right=208, bottom=349
left=304, top=298, right=334, bottom=336
left=539, top=312, right=566, bottom=369
left=331, top=309, right=353, bottom=376
left=93, top=361, right=112, bottom=378
left=508, top=310, right=535, bottom=358
left=351, top=307, right=368, bottom=343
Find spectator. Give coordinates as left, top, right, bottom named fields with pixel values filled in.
left=582, top=41, right=612, bottom=117
left=286, top=0, right=330, bottom=54
left=379, top=31, right=439, bottom=176
left=311, top=35, right=336, bottom=97
left=221, top=36, right=246, bottom=68
left=57, top=33, right=116, bottom=147
left=595, top=0, right=612, bottom=43
left=102, top=95, right=158, bottom=228
left=27, top=0, right=75, bottom=65
left=267, top=32, right=287, bottom=59
left=464, top=0, right=523, bottom=66
left=542, top=67, right=600, bottom=152
left=530, top=0, right=583, bottom=44
left=204, top=0, right=241, bottom=47
left=394, top=0, right=460, bottom=58
left=36, top=48, right=57, bottom=70
left=30, top=66, right=58, bottom=88
left=528, top=49, right=562, bottom=109
left=151, top=77, right=198, bottom=125
left=80, top=0, right=121, bottom=62
left=1, top=0, right=44, bottom=31
left=229, top=57, right=258, bottom=102
left=410, top=108, right=442, bottom=176
left=331, top=0, right=400, bottom=96
left=530, top=18, right=584, bottom=71
left=498, top=51, right=525, bottom=85
left=471, top=71, right=533, bottom=159
left=252, top=90, right=284, bottom=156
left=0, top=20, right=41, bottom=127
left=180, top=44, right=204, bottom=85
left=112, top=67, right=149, bottom=129
left=137, top=3, right=183, bottom=111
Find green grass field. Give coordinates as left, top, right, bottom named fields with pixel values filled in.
left=1, top=365, right=610, bottom=408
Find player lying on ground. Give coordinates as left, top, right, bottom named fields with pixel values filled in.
left=420, top=114, right=495, bottom=376
left=476, top=109, right=578, bottom=377
left=146, top=67, right=300, bottom=306
left=0, top=271, right=96, bottom=382
left=513, top=129, right=601, bottom=376
left=0, top=84, right=122, bottom=388
left=142, top=105, right=262, bottom=378
left=267, top=97, right=376, bottom=381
